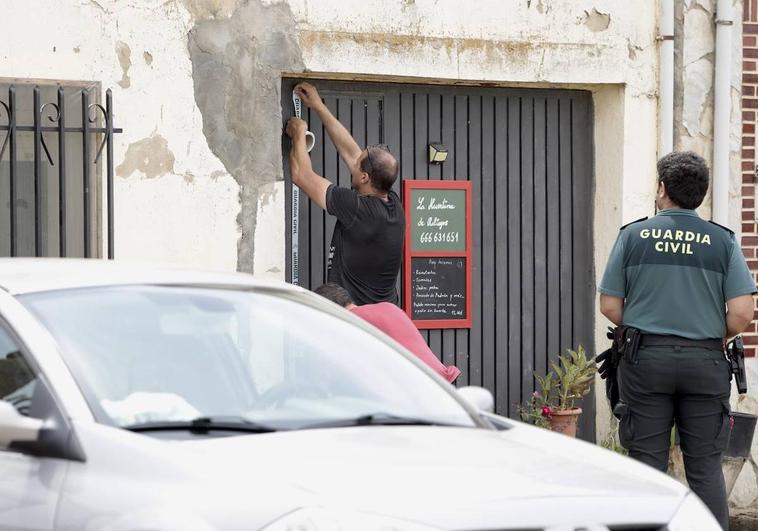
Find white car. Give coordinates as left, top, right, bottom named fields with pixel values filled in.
left=0, top=259, right=719, bottom=531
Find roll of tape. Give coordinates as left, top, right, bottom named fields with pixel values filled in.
left=293, top=92, right=316, bottom=153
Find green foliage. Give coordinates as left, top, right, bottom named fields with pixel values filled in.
left=552, top=346, right=597, bottom=411
left=517, top=345, right=597, bottom=428
left=517, top=371, right=554, bottom=429
left=600, top=417, right=628, bottom=455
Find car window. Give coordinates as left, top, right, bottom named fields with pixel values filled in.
left=0, top=324, right=36, bottom=418
left=21, top=286, right=475, bottom=432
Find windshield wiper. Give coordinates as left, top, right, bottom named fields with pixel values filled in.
left=300, top=413, right=463, bottom=430
left=125, top=416, right=278, bottom=434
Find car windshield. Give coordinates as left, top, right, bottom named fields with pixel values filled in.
left=20, top=286, right=475, bottom=432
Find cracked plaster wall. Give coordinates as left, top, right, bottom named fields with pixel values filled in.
left=0, top=0, right=241, bottom=270
left=187, top=0, right=303, bottom=274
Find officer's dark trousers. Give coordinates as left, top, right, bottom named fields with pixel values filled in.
left=617, top=347, right=732, bottom=530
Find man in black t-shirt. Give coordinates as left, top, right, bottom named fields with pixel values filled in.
left=286, top=82, right=404, bottom=304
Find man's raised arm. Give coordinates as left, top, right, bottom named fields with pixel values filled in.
left=295, top=82, right=362, bottom=168
left=286, top=117, right=330, bottom=210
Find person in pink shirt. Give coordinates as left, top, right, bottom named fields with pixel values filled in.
left=314, top=283, right=461, bottom=384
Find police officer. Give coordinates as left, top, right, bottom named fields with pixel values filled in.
left=598, top=151, right=756, bottom=530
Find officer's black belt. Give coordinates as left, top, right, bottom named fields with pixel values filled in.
left=639, top=334, right=723, bottom=351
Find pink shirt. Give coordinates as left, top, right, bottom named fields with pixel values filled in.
left=351, top=302, right=461, bottom=383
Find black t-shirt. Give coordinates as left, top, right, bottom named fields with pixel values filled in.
left=325, top=185, right=405, bottom=305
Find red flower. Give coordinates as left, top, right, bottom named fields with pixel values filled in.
left=541, top=406, right=553, bottom=418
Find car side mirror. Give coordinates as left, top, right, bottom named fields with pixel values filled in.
left=457, top=386, right=494, bottom=413
left=0, top=400, right=44, bottom=449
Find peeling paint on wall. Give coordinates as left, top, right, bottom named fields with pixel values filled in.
left=673, top=0, right=717, bottom=173
left=527, top=0, right=549, bottom=14
left=581, top=8, right=611, bottom=32
left=116, top=133, right=176, bottom=179
left=186, top=0, right=304, bottom=273
left=143, top=51, right=153, bottom=65
left=115, top=40, right=132, bottom=89
left=181, top=0, right=240, bottom=21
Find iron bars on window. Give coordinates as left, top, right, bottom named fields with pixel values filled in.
left=0, top=85, right=121, bottom=259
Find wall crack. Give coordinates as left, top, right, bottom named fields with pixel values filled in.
left=186, top=0, right=304, bottom=272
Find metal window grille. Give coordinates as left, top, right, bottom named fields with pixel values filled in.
left=0, top=82, right=122, bottom=258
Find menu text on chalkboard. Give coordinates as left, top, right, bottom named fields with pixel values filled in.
left=411, top=257, right=467, bottom=321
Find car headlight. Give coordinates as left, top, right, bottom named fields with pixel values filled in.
left=668, top=493, right=721, bottom=531
left=261, top=507, right=441, bottom=531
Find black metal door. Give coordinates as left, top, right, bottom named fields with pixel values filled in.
left=282, top=80, right=596, bottom=439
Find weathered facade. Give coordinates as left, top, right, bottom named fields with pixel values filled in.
left=1, top=0, right=755, bottom=510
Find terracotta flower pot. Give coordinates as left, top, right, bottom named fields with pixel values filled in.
left=548, top=408, right=582, bottom=437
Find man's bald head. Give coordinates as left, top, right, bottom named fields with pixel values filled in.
left=360, top=145, right=399, bottom=193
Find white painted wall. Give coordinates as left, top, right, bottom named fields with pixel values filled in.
left=0, top=0, right=240, bottom=271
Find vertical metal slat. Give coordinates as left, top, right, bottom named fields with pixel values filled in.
left=520, top=97, right=535, bottom=404
left=82, top=89, right=91, bottom=258
left=33, top=87, right=43, bottom=256
left=480, top=95, right=496, bottom=397
left=106, top=89, right=114, bottom=259
left=533, top=98, right=548, bottom=380
left=494, top=96, right=510, bottom=415
left=468, top=95, right=483, bottom=387
left=8, top=87, right=16, bottom=257
left=58, top=87, right=67, bottom=257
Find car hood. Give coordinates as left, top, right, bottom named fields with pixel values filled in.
left=180, top=422, right=687, bottom=529
left=71, top=420, right=688, bottom=530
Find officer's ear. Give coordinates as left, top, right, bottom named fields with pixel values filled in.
left=657, top=180, right=667, bottom=199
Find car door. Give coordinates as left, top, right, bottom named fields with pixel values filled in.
left=0, top=321, right=68, bottom=531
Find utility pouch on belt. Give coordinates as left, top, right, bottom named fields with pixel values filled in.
left=727, top=335, right=748, bottom=394
left=614, top=325, right=642, bottom=365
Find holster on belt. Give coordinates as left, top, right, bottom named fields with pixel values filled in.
left=613, top=326, right=642, bottom=364
left=596, top=325, right=641, bottom=418
left=727, top=335, right=748, bottom=394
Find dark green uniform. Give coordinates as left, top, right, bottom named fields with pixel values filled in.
left=599, top=208, right=756, bottom=530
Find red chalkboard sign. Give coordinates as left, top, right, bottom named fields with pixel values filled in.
left=403, top=180, right=473, bottom=329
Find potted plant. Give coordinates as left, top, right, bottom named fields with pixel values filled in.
left=518, top=346, right=597, bottom=437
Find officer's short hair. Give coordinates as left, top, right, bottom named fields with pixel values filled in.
left=313, top=283, right=353, bottom=307
left=656, top=151, right=710, bottom=210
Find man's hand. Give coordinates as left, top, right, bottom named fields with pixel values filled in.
left=293, top=81, right=361, bottom=168
left=286, top=117, right=307, bottom=140
left=295, top=82, right=324, bottom=111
